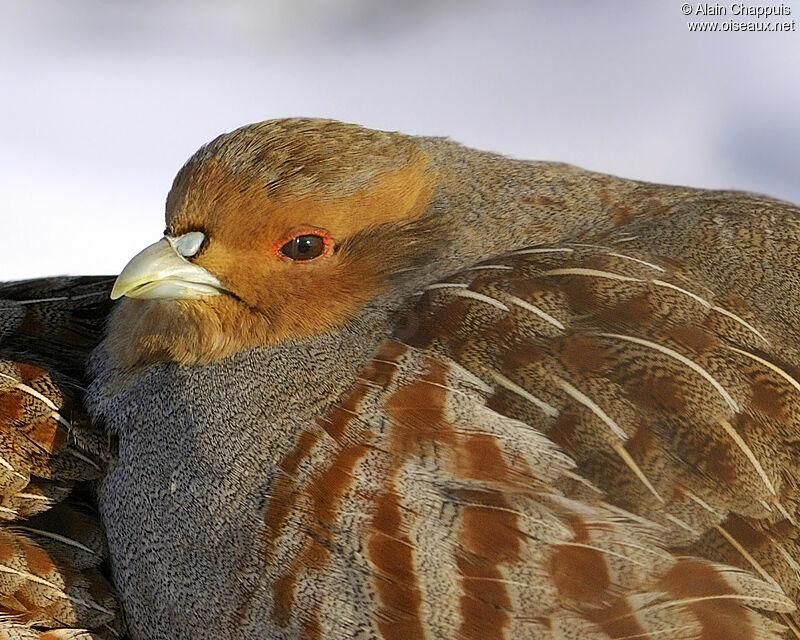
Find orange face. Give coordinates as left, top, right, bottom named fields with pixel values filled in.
left=105, top=141, right=438, bottom=370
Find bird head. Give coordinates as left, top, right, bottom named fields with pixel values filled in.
left=105, top=119, right=447, bottom=370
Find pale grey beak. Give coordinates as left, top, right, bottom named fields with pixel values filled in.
left=110, top=232, right=226, bottom=300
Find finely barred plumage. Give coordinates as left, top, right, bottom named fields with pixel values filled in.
left=0, top=278, right=119, bottom=638
left=2, top=118, right=800, bottom=639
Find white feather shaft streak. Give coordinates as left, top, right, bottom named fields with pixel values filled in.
left=0, top=371, right=72, bottom=429
left=717, top=417, right=777, bottom=498
left=650, top=279, right=711, bottom=308
left=505, top=295, right=565, bottom=330
left=713, top=524, right=782, bottom=589
left=67, top=448, right=102, bottom=471
left=463, top=264, right=513, bottom=271
left=0, top=563, right=114, bottom=615
left=13, top=289, right=111, bottom=305
left=50, top=411, right=71, bottom=429
left=553, top=376, right=663, bottom=501
left=512, top=247, right=574, bottom=254
left=0, top=374, right=100, bottom=474
left=561, top=469, right=604, bottom=493
left=774, top=500, right=796, bottom=526
left=423, top=282, right=468, bottom=291
left=780, top=614, right=800, bottom=640
left=417, top=377, right=483, bottom=400
left=490, top=371, right=559, bottom=418
left=370, top=358, right=400, bottom=368
left=0, top=454, right=27, bottom=483
left=710, top=305, right=770, bottom=346
left=769, top=535, right=800, bottom=574
left=14, top=526, right=97, bottom=556
left=607, top=252, right=666, bottom=272
left=726, top=345, right=800, bottom=395
left=650, top=280, right=769, bottom=345
left=541, top=268, right=644, bottom=283
left=665, top=514, right=700, bottom=535
left=569, top=243, right=612, bottom=250
left=640, top=592, right=792, bottom=612
left=596, top=333, right=740, bottom=413
left=612, top=443, right=664, bottom=503
left=451, top=288, right=510, bottom=311
left=676, top=485, right=718, bottom=515
left=444, top=359, right=493, bottom=394
left=601, top=503, right=666, bottom=529
left=13, top=492, right=55, bottom=502
left=554, top=376, right=629, bottom=440
left=0, top=455, right=17, bottom=473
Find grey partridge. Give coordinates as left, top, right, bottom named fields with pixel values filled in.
left=1, top=118, right=800, bottom=640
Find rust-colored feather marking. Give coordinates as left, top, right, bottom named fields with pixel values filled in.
left=550, top=516, right=611, bottom=603
left=456, top=487, right=529, bottom=639
left=9, top=122, right=800, bottom=639
left=365, top=242, right=800, bottom=637
left=258, top=264, right=798, bottom=636
left=369, top=476, right=425, bottom=640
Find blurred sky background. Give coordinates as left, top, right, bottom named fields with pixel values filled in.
left=2, top=0, right=799, bottom=279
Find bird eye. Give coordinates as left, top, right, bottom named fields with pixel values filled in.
left=278, top=234, right=328, bottom=261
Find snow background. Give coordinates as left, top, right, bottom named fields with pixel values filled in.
left=2, top=0, right=799, bottom=279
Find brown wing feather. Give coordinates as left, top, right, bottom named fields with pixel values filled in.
left=0, top=277, right=121, bottom=639
left=5, top=246, right=795, bottom=638
left=258, top=236, right=800, bottom=639
left=392, top=241, right=800, bottom=637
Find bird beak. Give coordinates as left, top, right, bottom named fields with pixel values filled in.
left=110, top=232, right=226, bottom=300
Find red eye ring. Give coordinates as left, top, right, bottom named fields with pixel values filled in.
left=273, top=230, right=332, bottom=262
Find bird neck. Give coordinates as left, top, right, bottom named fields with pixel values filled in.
left=90, top=302, right=397, bottom=636
left=420, top=138, right=691, bottom=278
left=90, top=301, right=395, bottom=455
